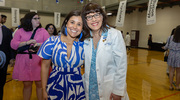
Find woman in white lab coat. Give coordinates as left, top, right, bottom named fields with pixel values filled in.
left=82, top=2, right=129, bottom=100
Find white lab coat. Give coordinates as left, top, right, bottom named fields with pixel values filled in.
left=84, top=28, right=129, bottom=100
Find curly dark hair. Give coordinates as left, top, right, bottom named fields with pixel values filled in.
left=20, top=12, right=42, bottom=31
left=45, top=24, right=58, bottom=35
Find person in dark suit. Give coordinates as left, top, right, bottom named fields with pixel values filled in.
left=0, top=14, right=14, bottom=100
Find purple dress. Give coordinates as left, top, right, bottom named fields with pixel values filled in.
left=11, top=28, right=49, bottom=81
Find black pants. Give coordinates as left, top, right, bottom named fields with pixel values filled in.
left=0, top=63, right=8, bottom=100
left=126, top=46, right=131, bottom=50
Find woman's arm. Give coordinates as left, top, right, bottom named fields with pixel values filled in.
left=11, top=29, right=37, bottom=49
left=18, top=39, right=37, bottom=47
left=163, top=36, right=171, bottom=50
left=41, top=59, right=51, bottom=89
left=41, top=59, right=51, bottom=100
left=112, top=29, right=127, bottom=97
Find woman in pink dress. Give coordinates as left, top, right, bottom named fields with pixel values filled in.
left=11, top=12, right=49, bottom=100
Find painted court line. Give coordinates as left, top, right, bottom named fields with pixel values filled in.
left=156, top=91, right=180, bottom=100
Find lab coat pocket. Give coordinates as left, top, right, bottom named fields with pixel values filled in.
left=102, top=74, right=114, bottom=100
left=104, top=41, right=113, bottom=52
left=104, top=42, right=112, bottom=45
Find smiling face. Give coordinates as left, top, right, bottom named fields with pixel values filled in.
left=31, top=15, right=40, bottom=29
left=86, top=12, right=103, bottom=32
left=66, top=16, right=83, bottom=39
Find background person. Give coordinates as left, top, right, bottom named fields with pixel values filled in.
left=164, top=25, right=180, bottom=90
left=125, top=32, right=131, bottom=51
left=82, top=2, right=129, bottom=100
left=45, top=23, right=58, bottom=75
left=0, top=15, right=7, bottom=25
left=163, top=28, right=175, bottom=76
left=148, top=34, right=152, bottom=50
left=0, top=13, right=15, bottom=100
left=45, top=23, right=58, bottom=36
left=10, top=12, right=49, bottom=100
left=1, top=14, right=13, bottom=75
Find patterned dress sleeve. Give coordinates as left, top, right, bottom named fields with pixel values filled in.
left=37, top=36, right=56, bottom=59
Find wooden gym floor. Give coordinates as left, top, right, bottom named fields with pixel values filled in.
left=3, top=48, right=180, bottom=100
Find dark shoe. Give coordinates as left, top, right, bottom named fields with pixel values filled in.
left=176, top=89, right=180, bottom=91
left=169, top=87, right=174, bottom=90
left=176, top=87, right=180, bottom=91
left=166, top=73, right=169, bottom=76
left=169, top=86, right=174, bottom=90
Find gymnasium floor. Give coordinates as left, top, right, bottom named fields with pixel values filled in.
left=3, top=48, right=180, bottom=100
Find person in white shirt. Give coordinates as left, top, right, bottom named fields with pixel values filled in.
left=125, top=32, right=131, bottom=51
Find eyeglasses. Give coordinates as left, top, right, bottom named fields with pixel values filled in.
left=48, top=28, right=54, bottom=30
left=86, top=13, right=101, bottom=21
left=33, top=17, right=40, bottom=20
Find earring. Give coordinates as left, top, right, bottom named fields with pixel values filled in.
left=79, top=32, right=83, bottom=40
left=65, top=27, right=68, bottom=36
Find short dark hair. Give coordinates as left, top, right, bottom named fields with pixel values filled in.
left=1, top=15, right=7, bottom=18
left=20, top=12, right=42, bottom=31
left=60, top=10, right=90, bottom=41
left=45, top=24, right=58, bottom=35
left=82, top=3, right=110, bottom=34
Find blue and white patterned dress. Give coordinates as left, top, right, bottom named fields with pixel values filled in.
left=38, top=36, right=85, bottom=100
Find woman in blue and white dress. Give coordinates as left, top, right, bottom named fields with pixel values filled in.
left=37, top=10, right=90, bottom=100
